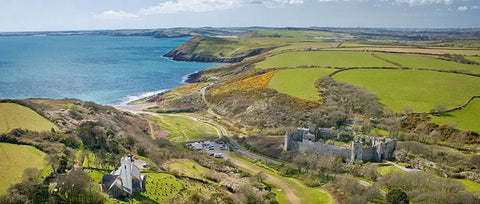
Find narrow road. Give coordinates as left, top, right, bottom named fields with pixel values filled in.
left=224, top=154, right=301, bottom=204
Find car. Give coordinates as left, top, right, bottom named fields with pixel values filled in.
left=209, top=153, right=214, bottom=156
left=405, top=164, right=412, bottom=169
left=214, top=153, right=223, bottom=158
left=209, top=147, right=214, bottom=150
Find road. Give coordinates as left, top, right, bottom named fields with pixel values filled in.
left=116, top=78, right=386, bottom=199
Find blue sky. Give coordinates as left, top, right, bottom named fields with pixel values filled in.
left=0, top=0, right=478, bottom=31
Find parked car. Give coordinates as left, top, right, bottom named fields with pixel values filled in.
left=405, top=164, right=412, bottom=169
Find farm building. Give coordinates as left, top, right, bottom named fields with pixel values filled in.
left=101, top=155, right=144, bottom=198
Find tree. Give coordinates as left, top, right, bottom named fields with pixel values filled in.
left=430, top=104, right=447, bottom=113
left=45, top=154, right=59, bottom=173
left=386, top=188, right=409, bottom=204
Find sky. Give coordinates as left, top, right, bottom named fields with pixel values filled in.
left=0, top=0, right=479, bottom=32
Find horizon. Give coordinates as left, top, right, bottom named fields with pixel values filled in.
left=2, top=26, right=480, bottom=34
left=0, top=0, right=479, bottom=32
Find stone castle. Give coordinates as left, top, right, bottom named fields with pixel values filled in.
left=284, top=127, right=397, bottom=162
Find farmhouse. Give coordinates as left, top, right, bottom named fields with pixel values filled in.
left=101, top=155, right=144, bottom=198
left=284, top=127, right=397, bottom=162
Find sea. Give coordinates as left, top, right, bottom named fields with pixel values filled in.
left=0, top=35, right=223, bottom=105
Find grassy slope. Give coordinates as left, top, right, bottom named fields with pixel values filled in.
left=377, top=165, right=406, bottom=176
left=229, top=154, right=334, bottom=204
left=333, top=69, right=480, bottom=113
left=376, top=53, right=480, bottom=74
left=167, top=159, right=210, bottom=180
left=154, top=114, right=218, bottom=142
left=430, top=99, right=480, bottom=132
left=457, top=179, right=480, bottom=193
left=0, top=102, right=57, bottom=133
left=255, top=50, right=393, bottom=69
left=268, top=68, right=334, bottom=100
left=0, top=143, right=48, bottom=194
left=174, top=36, right=301, bottom=60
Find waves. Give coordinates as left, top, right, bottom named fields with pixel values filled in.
left=120, top=89, right=169, bottom=105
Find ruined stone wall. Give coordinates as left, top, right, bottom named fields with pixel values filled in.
left=298, top=141, right=351, bottom=159
left=361, top=146, right=378, bottom=162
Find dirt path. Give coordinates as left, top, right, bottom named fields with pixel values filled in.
left=224, top=154, right=301, bottom=204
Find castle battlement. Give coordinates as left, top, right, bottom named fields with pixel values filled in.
left=284, top=127, right=397, bottom=162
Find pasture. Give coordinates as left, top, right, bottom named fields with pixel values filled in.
left=430, top=98, right=480, bottom=133
left=329, top=47, right=480, bottom=56
left=255, top=50, right=393, bottom=69
left=0, top=143, right=48, bottom=194
left=154, top=114, right=218, bottom=142
left=268, top=68, right=334, bottom=100
left=333, top=69, right=480, bottom=113
left=271, top=42, right=336, bottom=52
left=375, top=53, right=480, bottom=73
left=0, top=102, right=57, bottom=133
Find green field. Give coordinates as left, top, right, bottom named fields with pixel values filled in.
left=154, top=114, right=218, bottom=142
left=0, top=143, right=48, bottom=194
left=457, top=178, right=480, bottom=193
left=271, top=42, right=336, bottom=52
left=0, top=102, right=57, bottom=133
left=167, top=159, right=211, bottom=180
left=376, top=53, right=480, bottom=73
left=172, top=36, right=302, bottom=60
left=268, top=68, right=335, bottom=100
left=430, top=99, right=480, bottom=132
left=133, top=173, right=182, bottom=203
left=377, top=164, right=405, bottom=176
left=466, top=56, right=480, bottom=64
left=255, top=50, right=393, bottom=69
left=333, top=69, right=480, bottom=113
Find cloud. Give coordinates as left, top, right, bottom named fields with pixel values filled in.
left=139, top=0, right=304, bottom=15
left=394, top=0, right=454, bottom=6
left=458, top=5, right=468, bottom=11
left=472, top=5, right=479, bottom=9
left=95, top=10, right=138, bottom=20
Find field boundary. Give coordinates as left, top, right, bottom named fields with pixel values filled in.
left=429, top=96, right=480, bottom=115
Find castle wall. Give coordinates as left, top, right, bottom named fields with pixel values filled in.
left=361, top=146, right=378, bottom=162
left=298, top=141, right=350, bottom=160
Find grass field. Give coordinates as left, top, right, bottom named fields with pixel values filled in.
left=255, top=50, right=393, bottom=69
left=271, top=42, right=337, bottom=52
left=133, top=173, right=182, bottom=203
left=329, top=47, right=480, bottom=56
left=457, top=179, right=480, bottom=193
left=154, top=114, right=218, bottom=142
left=466, top=56, right=480, bottom=64
left=0, top=143, right=48, bottom=194
left=268, top=68, right=335, bottom=100
left=377, top=164, right=405, bottom=176
left=166, top=159, right=210, bottom=180
left=333, top=69, right=480, bottom=113
left=376, top=53, right=480, bottom=73
left=0, top=102, right=57, bottom=133
left=430, top=98, right=480, bottom=132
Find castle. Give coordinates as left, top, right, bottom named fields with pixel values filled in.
left=284, top=127, right=397, bottom=162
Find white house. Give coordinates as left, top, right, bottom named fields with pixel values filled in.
left=101, top=155, right=144, bottom=197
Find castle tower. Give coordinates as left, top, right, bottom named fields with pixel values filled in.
left=351, top=141, right=363, bottom=162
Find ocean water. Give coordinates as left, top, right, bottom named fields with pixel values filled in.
left=0, top=35, right=223, bottom=105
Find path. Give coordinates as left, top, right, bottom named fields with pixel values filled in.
left=224, top=154, right=301, bottom=204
